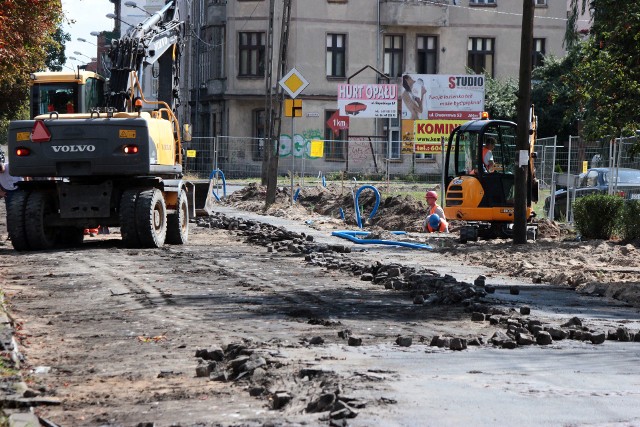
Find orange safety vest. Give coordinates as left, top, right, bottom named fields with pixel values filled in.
left=426, top=204, right=448, bottom=232
left=427, top=221, right=448, bottom=233
left=482, top=146, right=491, bottom=168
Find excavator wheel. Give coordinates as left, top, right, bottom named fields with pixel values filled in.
left=120, top=189, right=142, bottom=248
left=6, top=190, right=31, bottom=251
left=135, top=188, right=167, bottom=248
left=166, top=190, right=189, bottom=245
left=459, top=225, right=478, bottom=244
left=25, top=190, right=57, bottom=251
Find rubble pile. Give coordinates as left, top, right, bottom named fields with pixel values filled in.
left=194, top=341, right=366, bottom=422
left=196, top=212, right=640, bottom=353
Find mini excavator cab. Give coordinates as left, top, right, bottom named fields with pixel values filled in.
left=444, top=110, right=538, bottom=242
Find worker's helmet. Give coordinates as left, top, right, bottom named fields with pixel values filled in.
left=428, top=214, right=441, bottom=230
left=426, top=190, right=438, bottom=200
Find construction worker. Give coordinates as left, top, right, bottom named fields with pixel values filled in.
left=423, top=190, right=449, bottom=232
left=482, top=137, right=496, bottom=173
left=426, top=213, right=448, bottom=233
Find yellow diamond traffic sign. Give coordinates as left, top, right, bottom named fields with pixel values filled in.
left=279, top=67, right=309, bottom=99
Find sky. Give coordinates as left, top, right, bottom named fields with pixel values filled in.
left=61, top=0, right=115, bottom=69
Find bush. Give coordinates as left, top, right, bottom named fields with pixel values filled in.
left=573, top=194, right=623, bottom=240
left=620, top=200, right=640, bottom=241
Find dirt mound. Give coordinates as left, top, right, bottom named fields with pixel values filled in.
left=224, top=183, right=565, bottom=239
left=534, top=218, right=574, bottom=240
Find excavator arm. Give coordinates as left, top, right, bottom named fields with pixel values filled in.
left=107, top=1, right=183, bottom=114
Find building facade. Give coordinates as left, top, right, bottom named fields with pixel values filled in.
left=184, top=0, right=569, bottom=178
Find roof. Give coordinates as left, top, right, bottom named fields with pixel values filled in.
left=30, top=70, right=105, bottom=85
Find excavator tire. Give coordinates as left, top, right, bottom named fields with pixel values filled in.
left=135, top=188, right=167, bottom=248
left=166, top=190, right=189, bottom=245
left=7, top=190, right=30, bottom=251
left=120, top=188, right=141, bottom=248
left=25, top=190, right=57, bottom=251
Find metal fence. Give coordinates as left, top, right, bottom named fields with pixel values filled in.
left=182, top=134, right=640, bottom=222
left=182, top=136, right=446, bottom=183
left=545, top=135, right=640, bottom=222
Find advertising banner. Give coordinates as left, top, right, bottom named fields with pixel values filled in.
left=400, top=74, right=485, bottom=121
left=337, top=84, right=397, bottom=118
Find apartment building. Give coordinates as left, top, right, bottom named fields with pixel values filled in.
left=186, top=0, right=570, bottom=178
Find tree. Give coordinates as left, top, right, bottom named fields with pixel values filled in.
left=569, top=0, right=640, bottom=144
left=0, top=0, right=63, bottom=120
left=530, top=53, right=581, bottom=141
left=45, top=27, right=71, bottom=72
left=484, top=74, right=517, bottom=122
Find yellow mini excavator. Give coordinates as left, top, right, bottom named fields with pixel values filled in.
left=443, top=107, right=539, bottom=243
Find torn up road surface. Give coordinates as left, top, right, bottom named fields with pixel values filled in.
left=1, top=206, right=640, bottom=426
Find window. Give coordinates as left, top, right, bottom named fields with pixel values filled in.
left=470, top=0, right=496, bottom=4
left=467, top=37, right=494, bottom=76
left=239, top=32, right=265, bottom=77
left=324, top=110, right=346, bottom=160
left=417, top=35, right=438, bottom=75
left=252, top=109, right=267, bottom=161
left=532, top=38, right=545, bottom=68
left=535, top=0, right=547, bottom=6
left=326, top=33, right=346, bottom=78
left=383, top=35, right=404, bottom=78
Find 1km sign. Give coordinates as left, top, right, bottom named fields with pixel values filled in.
left=326, top=110, right=349, bottom=134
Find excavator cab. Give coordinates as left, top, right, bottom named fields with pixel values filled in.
left=444, top=114, right=537, bottom=242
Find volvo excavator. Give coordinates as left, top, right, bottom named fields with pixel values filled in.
left=6, top=0, right=212, bottom=251
left=443, top=107, right=539, bottom=243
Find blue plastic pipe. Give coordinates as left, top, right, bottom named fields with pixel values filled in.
left=208, top=168, right=227, bottom=200
left=354, top=185, right=381, bottom=228
left=331, top=230, right=432, bottom=250
left=294, top=187, right=301, bottom=202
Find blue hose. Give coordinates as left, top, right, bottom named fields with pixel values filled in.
left=331, top=230, right=432, bottom=250
left=208, top=168, right=227, bottom=200
left=354, top=185, right=381, bottom=229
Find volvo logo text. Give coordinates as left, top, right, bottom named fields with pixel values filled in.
left=51, top=145, right=96, bottom=153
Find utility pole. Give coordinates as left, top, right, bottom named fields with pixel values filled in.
left=263, top=0, right=292, bottom=206
left=513, top=0, right=534, bottom=244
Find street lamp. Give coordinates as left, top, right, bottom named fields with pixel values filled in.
left=106, top=13, right=134, bottom=27
left=124, top=1, right=152, bottom=16
left=73, top=51, right=95, bottom=61
left=90, top=31, right=101, bottom=37
left=77, top=37, right=97, bottom=47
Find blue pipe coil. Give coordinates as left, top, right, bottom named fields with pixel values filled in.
left=331, top=230, right=432, bottom=250
left=354, top=185, right=381, bottom=229
left=208, top=168, right=227, bottom=200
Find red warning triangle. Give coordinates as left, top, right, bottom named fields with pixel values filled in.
left=31, top=120, right=51, bottom=142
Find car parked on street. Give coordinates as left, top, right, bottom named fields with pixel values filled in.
left=544, top=167, right=640, bottom=220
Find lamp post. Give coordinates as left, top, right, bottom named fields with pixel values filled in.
left=124, top=1, right=152, bottom=16
left=73, top=51, right=97, bottom=72
left=106, top=13, right=134, bottom=28
left=73, top=51, right=94, bottom=62
left=77, top=37, right=97, bottom=47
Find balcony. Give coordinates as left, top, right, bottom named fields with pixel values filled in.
left=379, top=0, right=450, bottom=27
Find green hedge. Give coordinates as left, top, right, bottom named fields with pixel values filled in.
left=620, top=200, right=640, bottom=240
left=573, top=194, right=623, bottom=240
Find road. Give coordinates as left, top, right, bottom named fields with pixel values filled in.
left=1, top=206, right=640, bottom=426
